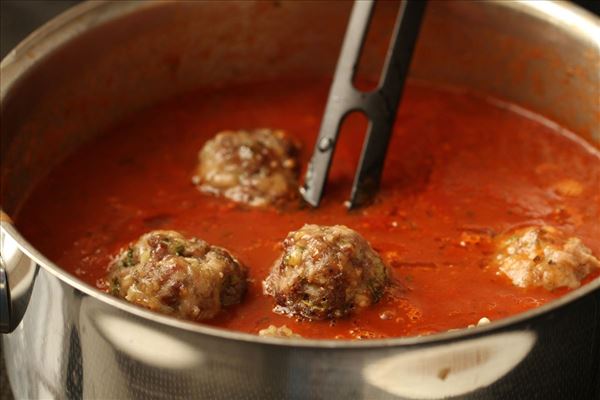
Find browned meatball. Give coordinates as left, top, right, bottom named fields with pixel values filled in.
left=193, top=129, right=301, bottom=207
left=107, top=230, right=247, bottom=321
left=263, top=224, right=390, bottom=320
left=494, top=226, right=600, bottom=290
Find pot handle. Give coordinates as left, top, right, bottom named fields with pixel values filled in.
left=1, top=217, right=38, bottom=333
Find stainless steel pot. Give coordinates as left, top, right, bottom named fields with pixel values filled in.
left=1, top=1, right=599, bottom=399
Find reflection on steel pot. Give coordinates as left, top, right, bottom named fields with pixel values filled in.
left=364, top=331, right=537, bottom=398
left=1, top=220, right=37, bottom=332
left=1, top=1, right=599, bottom=399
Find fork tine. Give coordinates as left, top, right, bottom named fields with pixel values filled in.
left=300, top=0, right=375, bottom=207
left=301, top=0, right=426, bottom=209
left=348, top=0, right=427, bottom=209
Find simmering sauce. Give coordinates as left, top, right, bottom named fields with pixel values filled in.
left=16, top=80, right=600, bottom=339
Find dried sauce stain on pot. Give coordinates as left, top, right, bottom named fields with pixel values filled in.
left=15, top=80, right=600, bottom=339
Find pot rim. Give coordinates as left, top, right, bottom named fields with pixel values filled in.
left=1, top=0, right=599, bottom=348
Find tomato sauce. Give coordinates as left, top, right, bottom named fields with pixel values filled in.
left=15, top=80, right=600, bottom=339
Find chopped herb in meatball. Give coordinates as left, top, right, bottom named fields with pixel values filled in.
left=107, top=230, right=247, bottom=321
left=494, top=226, right=600, bottom=290
left=264, top=224, right=390, bottom=320
left=193, top=129, right=301, bottom=207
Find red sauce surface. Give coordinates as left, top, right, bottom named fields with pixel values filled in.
left=15, top=80, right=600, bottom=339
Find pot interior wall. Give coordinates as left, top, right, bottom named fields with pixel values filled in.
left=1, top=0, right=598, bottom=216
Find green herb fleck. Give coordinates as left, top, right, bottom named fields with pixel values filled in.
left=175, top=244, right=186, bottom=256
left=367, top=278, right=383, bottom=301
left=110, top=277, right=121, bottom=295
left=121, top=248, right=135, bottom=267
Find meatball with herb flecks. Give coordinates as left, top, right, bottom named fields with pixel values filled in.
left=263, top=224, right=390, bottom=320
left=107, top=230, right=247, bottom=321
left=193, top=129, right=301, bottom=207
left=494, top=226, right=600, bottom=290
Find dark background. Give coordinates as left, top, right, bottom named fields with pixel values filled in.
left=1, top=1, right=599, bottom=399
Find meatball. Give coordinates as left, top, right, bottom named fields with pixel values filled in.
left=494, top=226, right=600, bottom=290
left=258, top=325, right=301, bottom=339
left=193, top=129, right=301, bottom=207
left=263, top=224, right=390, bottom=320
left=107, top=230, right=247, bottom=321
